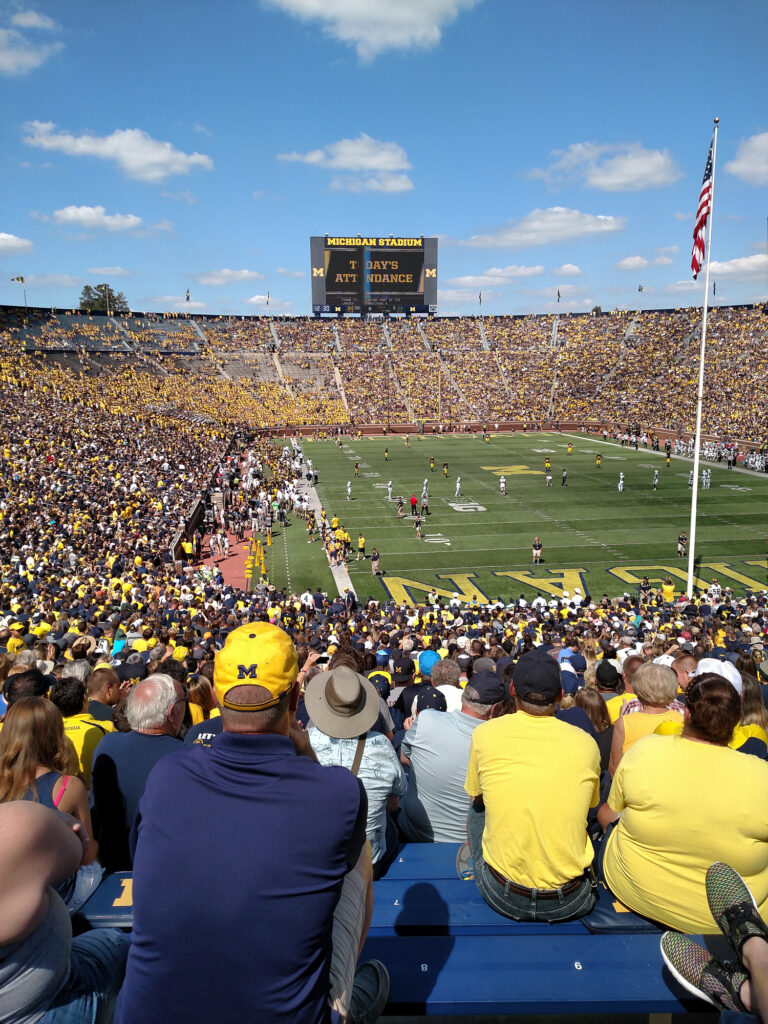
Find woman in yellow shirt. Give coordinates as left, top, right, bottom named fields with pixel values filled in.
left=609, top=663, right=683, bottom=775
left=599, top=675, right=768, bottom=933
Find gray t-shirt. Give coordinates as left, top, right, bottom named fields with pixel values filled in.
left=0, top=889, right=70, bottom=1024
left=399, top=708, right=483, bottom=843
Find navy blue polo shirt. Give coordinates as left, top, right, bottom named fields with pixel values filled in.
left=116, top=732, right=367, bottom=1024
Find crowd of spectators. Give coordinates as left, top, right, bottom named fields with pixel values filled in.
left=2, top=531, right=768, bottom=1015
left=1, top=334, right=768, bottom=1018
left=4, top=303, right=766, bottom=441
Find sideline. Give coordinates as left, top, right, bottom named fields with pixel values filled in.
left=298, top=457, right=355, bottom=599
left=562, top=433, right=763, bottom=480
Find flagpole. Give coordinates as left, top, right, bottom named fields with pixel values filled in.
left=686, top=117, right=719, bottom=598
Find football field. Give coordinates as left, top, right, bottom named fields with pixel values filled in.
left=276, top=433, right=768, bottom=605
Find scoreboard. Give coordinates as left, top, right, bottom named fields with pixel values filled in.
left=310, top=235, right=437, bottom=314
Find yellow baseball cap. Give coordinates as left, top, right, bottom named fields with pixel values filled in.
left=213, top=623, right=297, bottom=711
left=172, top=646, right=189, bottom=662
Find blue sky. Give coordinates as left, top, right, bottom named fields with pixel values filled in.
left=1, top=0, right=767, bottom=316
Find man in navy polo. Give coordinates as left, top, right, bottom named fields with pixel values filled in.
left=115, top=623, right=389, bottom=1024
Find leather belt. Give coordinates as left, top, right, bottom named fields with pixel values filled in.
left=486, top=863, right=586, bottom=899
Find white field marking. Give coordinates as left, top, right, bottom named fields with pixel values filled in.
left=447, top=501, right=487, bottom=512
left=423, top=534, right=451, bottom=545
left=281, top=525, right=291, bottom=591
left=531, top=448, right=556, bottom=453
left=363, top=472, right=381, bottom=478
left=721, top=484, right=752, bottom=492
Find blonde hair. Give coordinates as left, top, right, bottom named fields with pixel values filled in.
left=632, top=663, right=679, bottom=708
left=741, top=675, right=768, bottom=732
left=0, top=697, right=68, bottom=803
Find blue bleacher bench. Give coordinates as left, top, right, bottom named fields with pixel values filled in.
left=76, top=846, right=703, bottom=1017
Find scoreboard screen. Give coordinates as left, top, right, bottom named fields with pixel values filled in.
left=310, top=235, right=437, bottom=314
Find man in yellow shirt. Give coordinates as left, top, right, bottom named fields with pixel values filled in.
left=604, top=654, right=644, bottom=723
left=50, top=676, right=113, bottom=786
left=464, top=650, right=599, bottom=921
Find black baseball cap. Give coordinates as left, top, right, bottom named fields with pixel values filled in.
left=392, top=656, right=415, bottom=683
left=512, top=651, right=561, bottom=705
left=415, top=687, right=447, bottom=713
left=467, top=669, right=506, bottom=705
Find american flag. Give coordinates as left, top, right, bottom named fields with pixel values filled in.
left=691, top=140, right=713, bottom=279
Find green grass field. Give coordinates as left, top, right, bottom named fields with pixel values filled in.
left=270, top=432, right=768, bottom=605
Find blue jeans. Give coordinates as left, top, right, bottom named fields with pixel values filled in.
left=38, top=928, right=130, bottom=1024
left=467, top=802, right=595, bottom=922
left=54, top=863, right=105, bottom=916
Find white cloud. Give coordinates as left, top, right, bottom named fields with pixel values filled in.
left=25, top=273, right=80, bottom=287
left=276, top=267, right=305, bottom=278
left=438, top=287, right=492, bottom=304
left=665, top=279, right=703, bottom=293
left=674, top=211, right=690, bottom=221
left=193, top=123, right=212, bottom=137
left=616, top=255, right=649, bottom=271
left=725, top=132, right=768, bottom=186
left=245, top=294, right=292, bottom=312
left=264, top=0, right=478, bottom=60
left=194, top=268, right=264, bottom=286
left=0, top=232, right=34, bottom=253
left=709, top=254, right=768, bottom=280
left=252, top=189, right=265, bottom=199
left=153, top=295, right=207, bottom=310
left=617, top=252, right=676, bottom=270
left=22, top=121, right=214, bottom=182
left=447, top=264, right=544, bottom=287
left=87, top=266, right=130, bottom=277
left=279, top=133, right=413, bottom=192
left=458, top=207, right=625, bottom=249
left=161, top=189, right=197, bottom=204
left=11, top=11, right=56, bottom=30
left=529, top=141, right=682, bottom=191
left=527, top=283, right=588, bottom=299
left=554, top=263, right=582, bottom=276
left=0, top=27, right=62, bottom=74
left=53, top=205, right=142, bottom=231
left=330, top=172, right=413, bottom=193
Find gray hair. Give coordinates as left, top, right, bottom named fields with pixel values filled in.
left=431, top=659, right=461, bottom=688
left=14, top=650, right=37, bottom=669
left=148, top=644, right=166, bottom=664
left=461, top=684, right=493, bottom=718
left=126, top=673, right=179, bottom=731
left=62, top=660, right=90, bottom=683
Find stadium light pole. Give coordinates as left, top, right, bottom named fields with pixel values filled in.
left=686, top=117, right=719, bottom=599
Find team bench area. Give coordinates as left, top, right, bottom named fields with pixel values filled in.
left=76, top=842, right=710, bottom=1020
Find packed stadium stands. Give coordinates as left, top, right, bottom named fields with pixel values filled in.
left=2, top=297, right=768, bottom=1020
left=3, top=302, right=766, bottom=440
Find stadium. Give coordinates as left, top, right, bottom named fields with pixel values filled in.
left=2, top=1, right=768, bottom=1022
